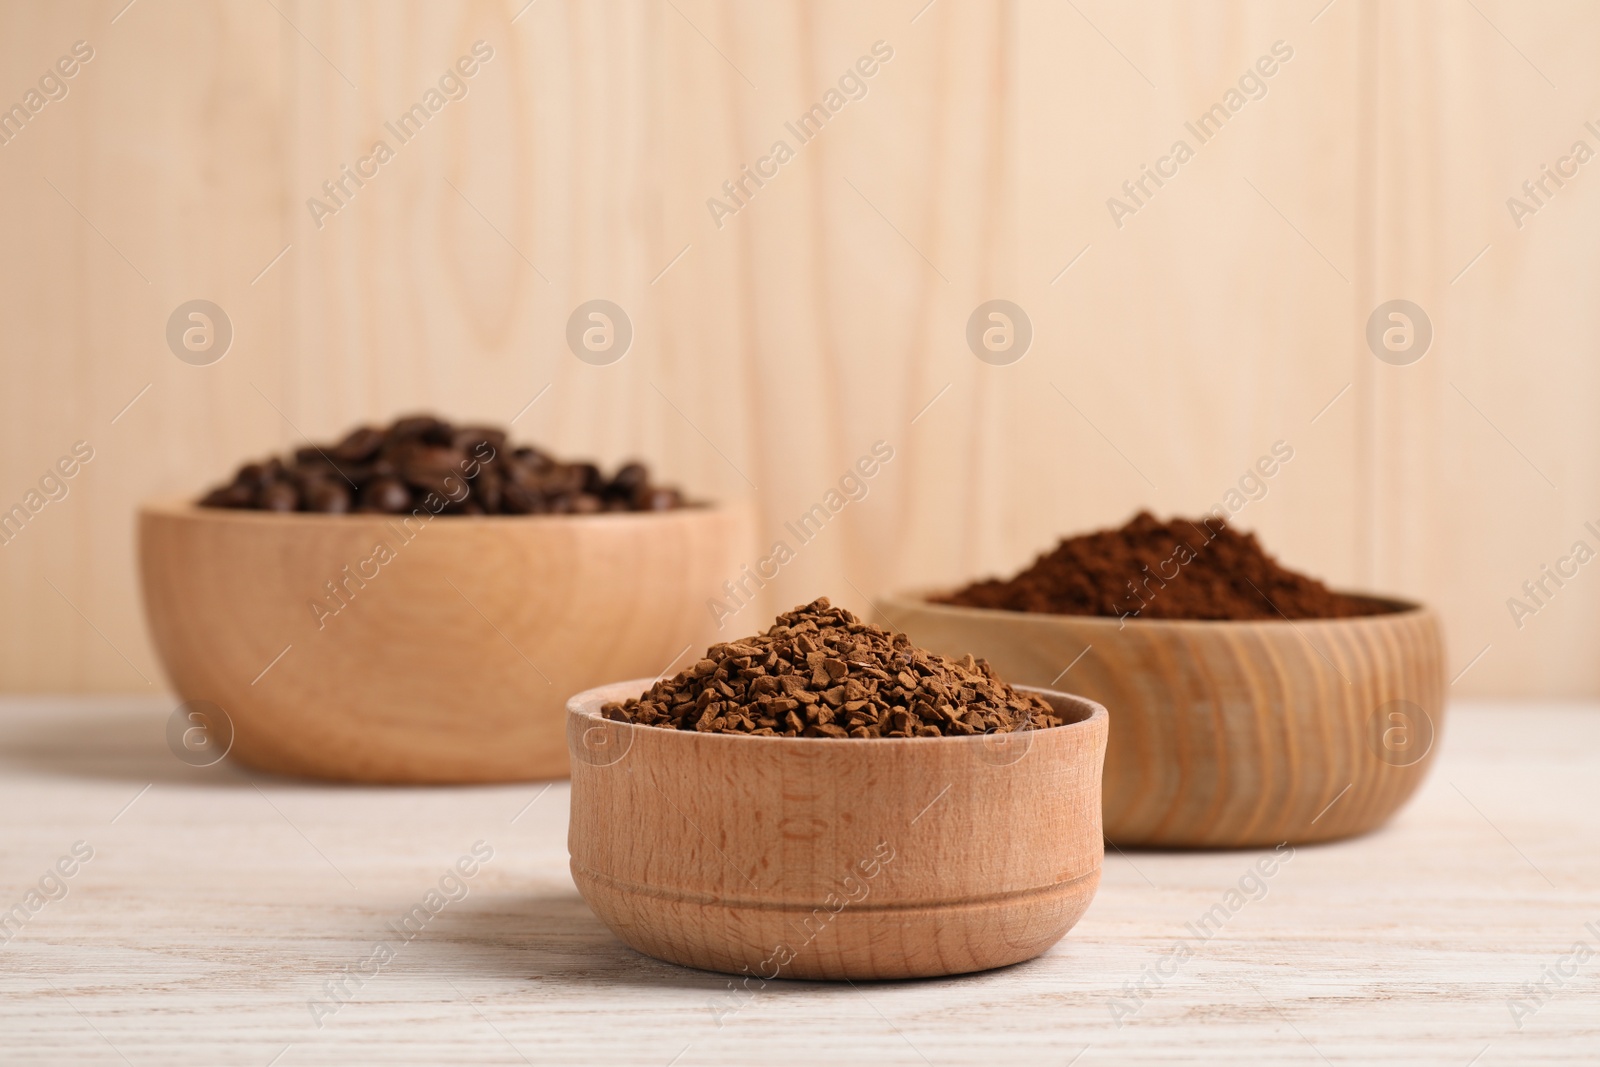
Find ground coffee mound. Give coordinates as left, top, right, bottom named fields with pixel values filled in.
left=937, top=511, right=1391, bottom=621
left=199, top=413, right=686, bottom=515
left=602, top=598, right=1063, bottom=738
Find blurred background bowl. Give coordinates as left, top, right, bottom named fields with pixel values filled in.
left=138, top=499, right=751, bottom=783
left=566, top=679, right=1108, bottom=980
left=880, top=593, right=1446, bottom=847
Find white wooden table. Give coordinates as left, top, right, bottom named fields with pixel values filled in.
left=1, top=697, right=1595, bottom=1065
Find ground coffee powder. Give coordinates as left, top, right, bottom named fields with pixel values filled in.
left=937, top=512, right=1390, bottom=621
left=602, top=598, right=1063, bottom=738
left=199, top=414, right=685, bottom=515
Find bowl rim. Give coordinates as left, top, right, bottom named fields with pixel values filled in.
left=137, top=495, right=737, bottom=525
left=877, top=587, right=1432, bottom=630
left=567, top=677, right=1108, bottom=747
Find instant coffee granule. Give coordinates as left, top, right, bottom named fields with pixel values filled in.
left=602, top=598, right=1062, bottom=738
left=938, top=511, right=1391, bottom=621
left=198, top=413, right=686, bottom=515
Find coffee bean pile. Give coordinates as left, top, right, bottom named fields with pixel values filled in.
left=198, top=414, right=686, bottom=515
left=601, top=598, right=1063, bottom=738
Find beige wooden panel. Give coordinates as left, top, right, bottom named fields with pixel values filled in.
left=1362, top=0, right=1600, bottom=697
left=0, top=0, right=1594, bottom=698
left=0, top=0, right=284, bottom=691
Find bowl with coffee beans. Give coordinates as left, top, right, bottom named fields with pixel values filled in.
left=880, top=513, right=1447, bottom=848
left=138, top=414, right=751, bottom=783
left=565, top=598, right=1109, bottom=981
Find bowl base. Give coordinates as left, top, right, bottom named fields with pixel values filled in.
left=574, top=865, right=1101, bottom=980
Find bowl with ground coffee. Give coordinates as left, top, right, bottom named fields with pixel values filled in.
left=879, top=513, right=1446, bottom=848
left=138, top=413, right=750, bottom=783
left=565, top=598, right=1109, bottom=981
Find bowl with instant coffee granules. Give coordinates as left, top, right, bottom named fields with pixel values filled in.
left=880, top=513, right=1446, bottom=848
left=138, top=413, right=750, bottom=783
left=565, top=598, right=1109, bottom=981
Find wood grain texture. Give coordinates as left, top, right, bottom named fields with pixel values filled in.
left=565, top=679, right=1108, bottom=980
left=0, top=1, right=1597, bottom=700
left=0, top=697, right=1596, bottom=1065
left=881, top=593, right=1447, bottom=847
left=138, top=500, right=751, bottom=782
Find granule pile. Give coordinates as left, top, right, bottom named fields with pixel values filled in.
left=937, top=511, right=1390, bottom=621
left=601, top=598, right=1063, bottom=738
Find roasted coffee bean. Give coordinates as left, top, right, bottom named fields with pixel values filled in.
left=258, top=481, right=299, bottom=512
left=200, top=484, right=244, bottom=508
left=332, top=426, right=385, bottom=463
left=640, top=487, right=681, bottom=511
left=473, top=470, right=503, bottom=513
left=388, top=414, right=442, bottom=439
left=236, top=462, right=268, bottom=487
left=544, top=464, right=586, bottom=496
left=393, top=443, right=467, bottom=493
left=573, top=463, right=603, bottom=495
left=305, top=481, right=352, bottom=514
left=335, top=462, right=379, bottom=485
left=361, top=476, right=412, bottom=513
left=423, top=424, right=456, bottom=447
left=453, top=425, right=506, bottom=454
left=500, top=483, right=542, bottom=514
left=513, top=445, right=552, bottom=470
left=199, top=414, right=689, bottom=515
left=605, top=462, right=649, bottom=500
left=502, top=462, right=540, bottom=492
left=602, top=598, right=1062, bottom=739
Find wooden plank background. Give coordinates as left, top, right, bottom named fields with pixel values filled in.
left=0, top=0, right=1594, bottom=697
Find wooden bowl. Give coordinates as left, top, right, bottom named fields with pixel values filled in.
left=878, top=593, right=1446, bottom=848
left=566, top=679, right=1108, bottom=981
left=137, top=499, right=750, bottom=783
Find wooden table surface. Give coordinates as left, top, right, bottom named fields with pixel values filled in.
left=1, top=697, right=1595, bottom=1066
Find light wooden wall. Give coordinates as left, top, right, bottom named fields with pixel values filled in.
left=1, top=0, right=1595, bottom=698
